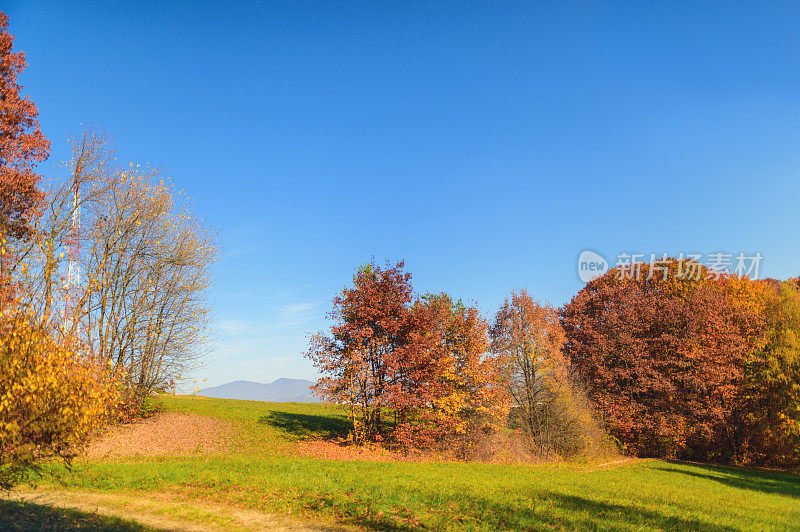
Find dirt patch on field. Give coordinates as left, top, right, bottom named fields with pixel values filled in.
left=85, top=412, right=232, bottom=459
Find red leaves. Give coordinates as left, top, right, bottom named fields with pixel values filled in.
left=308, top=258, right=799, bottom=465
left=560, top=258, right=762, bottom=460
left=0, top=12, right=49, bottom=241
left=306, top=261, right=507, bottom=450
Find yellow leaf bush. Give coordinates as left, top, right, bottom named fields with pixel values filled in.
left=0, top=308, right=119, bottom=489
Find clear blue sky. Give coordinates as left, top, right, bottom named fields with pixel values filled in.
left=7, top=1, right=800, bottom=386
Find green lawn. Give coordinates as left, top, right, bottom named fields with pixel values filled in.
left=43, top=395, right=800, bottom=530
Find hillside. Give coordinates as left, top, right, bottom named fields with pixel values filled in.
left=199, top=378, right=318, bottom=402
left=8, top=395, right=798, bottom=531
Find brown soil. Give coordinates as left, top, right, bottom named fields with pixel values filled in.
left=84, top=412, right=233, bottom=459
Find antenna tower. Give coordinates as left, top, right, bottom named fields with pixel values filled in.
left=64, top=178, right=81, bottom=331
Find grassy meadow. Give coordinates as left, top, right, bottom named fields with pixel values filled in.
left=17, top=395, right=800, bottom=531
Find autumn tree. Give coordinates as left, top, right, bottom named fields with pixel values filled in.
left=737, top=281, right=800, bottom=466
left=0, top=11, right=49, bottom=307
left=306, top=261, right=412, bottom=443
left=560, top=259, right=756, bottom=460
left=0, top=11, right=49, bottom=242
left=490, top=289, right=599, bottom=457
left=435, top=295, right=509, bottom=446
left=306, top=262, right=508, bottom=451
left=391, top=294, right=508, bottom=452
left=82, top=162, right=218, bottom=397
left=20, top=127, right=219, bottom=398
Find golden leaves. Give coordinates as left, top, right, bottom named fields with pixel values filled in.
left=0, top=308, right=120, bottom=488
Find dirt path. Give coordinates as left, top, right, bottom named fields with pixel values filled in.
left=5, top=489, right=352, bottom=532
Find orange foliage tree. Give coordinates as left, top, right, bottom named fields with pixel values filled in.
left=560, top=258, right=766, bottom=461
left=490, top=289, right=604, bottom=457
left=390, top=293, right=508, bottom=452
left=306, top=261, right=507, bottom=451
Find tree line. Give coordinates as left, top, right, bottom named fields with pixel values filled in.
left=306, top=261, right=611, bottom=459
left=308, top=260, right=800, bottom=467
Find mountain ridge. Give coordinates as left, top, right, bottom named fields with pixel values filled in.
left=199, top=377, right=318, bottom=402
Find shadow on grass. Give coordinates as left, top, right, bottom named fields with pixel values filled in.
left=0, top=498, right=155, bottom=531
left=257, top=410, right=351, bottom=440
left=657, top=461, right=800, bottom=499
left=531, top=491, right=736, bottom=531
left=320, top=489, right=735, bottom=531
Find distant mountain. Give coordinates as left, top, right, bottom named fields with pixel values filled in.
left=199, top=378, right=318, bottom=402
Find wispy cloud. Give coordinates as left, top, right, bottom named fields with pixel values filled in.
left=201, top=280, right=330, bottom=386
left=217, top=284, right=318, bottom=303
left=281, top=302, right=317, bottom=314
left=223, top=223, right=270, bottom=258
left=199, top=318, right=320, bottom=386
left=217, top=301, right=322, bottom=336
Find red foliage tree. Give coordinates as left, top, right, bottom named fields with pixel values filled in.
left=0, top=11, right=49, bottom=241
left=305, top=261, right=412, bottom=443
left=391, top=294, right=507, bottom=451
left=306, top=262, right=508, bottom=451
left=560, top=259, right=756, bottom=460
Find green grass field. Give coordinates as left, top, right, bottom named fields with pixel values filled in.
left=22, top=395, right=800, bottom=530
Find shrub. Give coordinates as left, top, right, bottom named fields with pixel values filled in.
left=114, top=391, right=163, bottom=424
left=0, top=309, right=118, bottom=489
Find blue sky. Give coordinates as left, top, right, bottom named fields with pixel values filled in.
left=7, top=1, right=800, bottom=386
